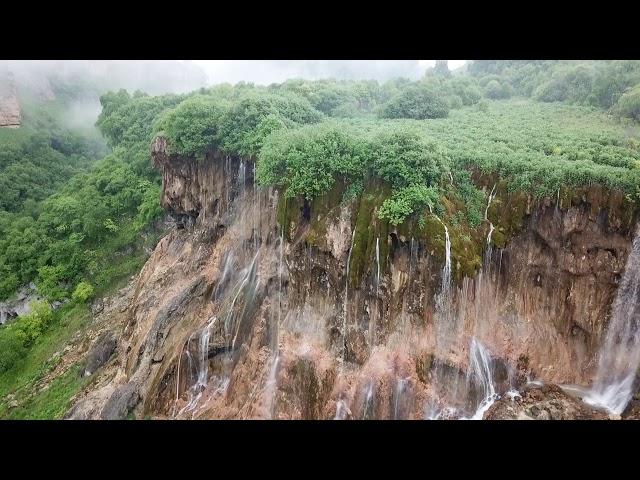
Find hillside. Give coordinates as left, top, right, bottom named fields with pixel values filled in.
left=1, top=60, right=640, bottom=420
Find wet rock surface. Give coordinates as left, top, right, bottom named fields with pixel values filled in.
left=62, top=143, right=639, bottom=420
left=485, top=384, right=609, bottom=420
left=83, top=331, right=117, bottom=377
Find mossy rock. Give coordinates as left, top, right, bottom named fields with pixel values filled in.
left=348, top=181, right=391, bottom=287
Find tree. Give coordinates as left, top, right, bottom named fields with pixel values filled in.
left=380, top=84, right=449, bottom=119
left=433, top=60, right=451, bottom=78
left=615, top=85, right=640, bottom=121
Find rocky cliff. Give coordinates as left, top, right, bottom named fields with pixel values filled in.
left=66, top=138, right=639, bottom=420
left=0, top=72, right=21, bottom=128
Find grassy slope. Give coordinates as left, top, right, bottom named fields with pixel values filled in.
left=0, top=249, right=148, bottom=419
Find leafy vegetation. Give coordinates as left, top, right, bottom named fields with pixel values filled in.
left=379, top=84, right=450, bottom=119
left=2, top=60, right=640, bottom=418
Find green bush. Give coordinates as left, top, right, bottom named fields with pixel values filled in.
left=378, top=185, right=440, bottom=225
left=0, top=327, right=28, bottom=373
left=17, top=301, right=54, bottom=345
left=615, top=85, right=640, bottom=121
left=257, top=123, right=369, bottom=200
left=484, top=80, right=512, bottom=100
left=72, top=281, right=94, bottom=303
left=380, top=85, right=449, bottom=120
left=159, top=95, right=229, bottom=157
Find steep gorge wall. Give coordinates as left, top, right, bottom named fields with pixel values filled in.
left=67, top=140, right=638, bottom=419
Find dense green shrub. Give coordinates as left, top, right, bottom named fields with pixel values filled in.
left=257, top=124, right=369, bottom=199
left=71, top=281, right=94, bottom=303
left=378, top=185, right=440, bottom=225
left=158, top=95, right=229, bottom=157
left=380, top=84, right=449, bottom=119
left=0, top=328, right=27, bottom=373
left=484, top=80, right=512, bottom=100
left=615, top=85, right=640, bottom=121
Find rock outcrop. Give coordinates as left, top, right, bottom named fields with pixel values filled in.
left=65, top=138, right=639, bottom=419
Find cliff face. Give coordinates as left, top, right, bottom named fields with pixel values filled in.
left=0, top=73, right=21, bottom=128
left=66, top=140, right=638, bottom=420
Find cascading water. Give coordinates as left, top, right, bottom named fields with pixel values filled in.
left=425, top=214, right=457, bottom=419
left=585, top=225, right=640, bottom=415
left=334, top=399, right=350, bottom=420
left=368, top=236, right=381, bottom=346
left=376, top=237, right=381, bottom=294
left=484, top=184, right=497, bottom=264
left=393, top=377, right=409, bottom=420
left=362, top=383, right=375, bottom=419
left=177, top=316, right=219, bottom=416
left=462, top=337, right=498, bottom=420
left=342, top=229, right=356, bottom=363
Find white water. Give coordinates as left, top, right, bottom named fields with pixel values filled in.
left=362, top=383, right=374, bottom=419
left=277, top=228, right=284, bottom=349
left=393, top=377, right=409, bottom=419
left=431, top=217, right=451, bottom=293
left=265, top=354, right=280, bottom=419
left=369, top=236, right=381, bottom=347
left=484, top=184, right=497, bottom=222
left=343, top=229, right=356, bottom=362
left=462, top=338, right=498, bottom=420
left=238, top=158, right=245, bottom=193
left=585, top=225, right=640, bottom=415
left=375, top=237, right=380, bottom=295
left=334, top=399, right=350, bottom=420
left=484, top=184, right=497, bottom=259
left=177, top=316, right=218, bottom=415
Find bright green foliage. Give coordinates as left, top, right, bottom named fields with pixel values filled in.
left=615, top=85, right=640, bottom=121
left=16, top=301, right=54, bottom=346
left=71, top=281, right=94, bottom=303
left=259, top=99, right=639, bottom=225
left=158, top=95, right=229, bottom=157
left=380, top=84, right=449, bottom=119
left=0, top=329, right=27, bottom=373
left=469, top=60, right=640, bottom=111
left=0, top=82, right=168, bottom=302
left=370, top=129, right=448, bottom=188
left=0, top=301, right=55, bottom=374
left=158, top=91, right=323, bottom=158
left=379, top=185, right=440, bottom=225
left=258, top=123, right=370, bottom=199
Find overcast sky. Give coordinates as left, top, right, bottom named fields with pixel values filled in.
left=190, top=60, right=468, bottom=85
left=2, top=60, right=469, bottom=97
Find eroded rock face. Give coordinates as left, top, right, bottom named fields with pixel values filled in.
left=0, top=72, right=20, bottom=128
left=83, top=331, right=117, bottom=377
left=0, top=284, right=41, bottom=324
left=65, top=140, right=638, bottom=420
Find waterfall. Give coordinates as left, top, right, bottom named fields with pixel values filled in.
left=177, top=316, right=218, bottom=415
left=277, top=227, right=284, bottom=350
left=375, top=237, right=381, bottom=295
left=362, top=383, right=374, bottom=419
left=238, top=158, right=246, bottom=193
left=439, top=221, right=451, bottom=295
left=343, top=228, right=356, bottom=362
left=484, top=184, right=497, bottom=265
left=484, top=184, right=497, bottom=222
left=334, top=399, right=350, bottom=420
left=462, top=337, right=498, bottom=420
left=369, top=236, right=381, bottom=347
left=393, top=377, right=409, bottom=420
left=585, top=225, right=640, bottom=415
left=227, top=251, right=259, bottom=350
